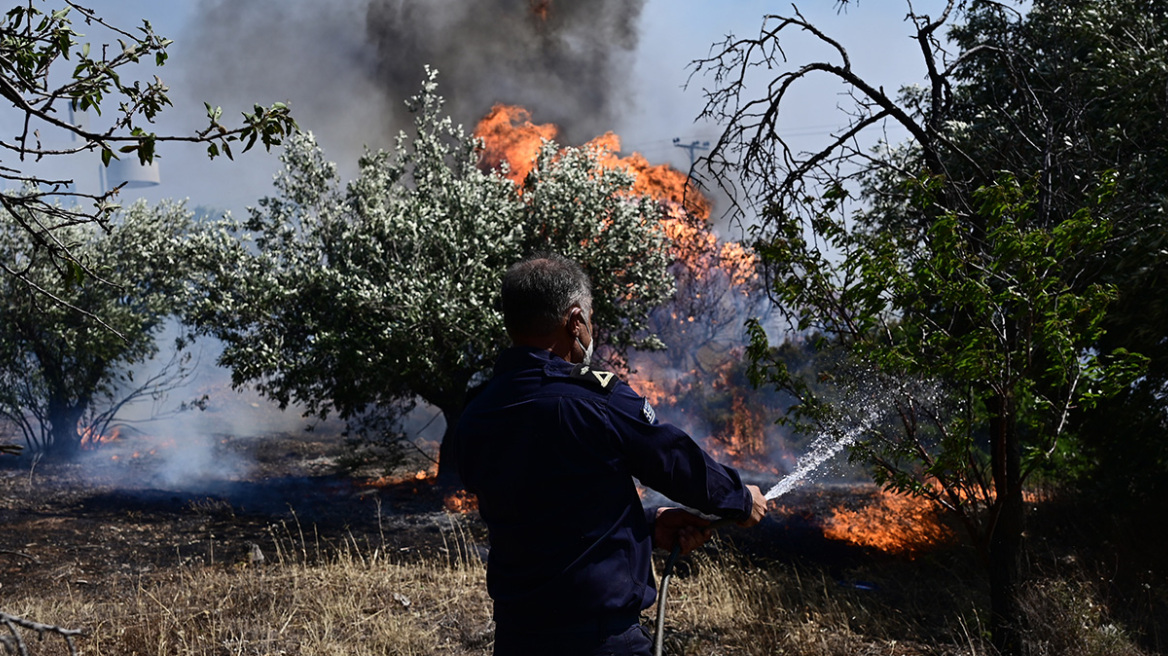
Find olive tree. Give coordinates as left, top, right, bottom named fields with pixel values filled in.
left=0, top=199, right=205, bottom=459
left=188, top=71, right=675, bottom=481
left=1, top=1, right=296, bottom=459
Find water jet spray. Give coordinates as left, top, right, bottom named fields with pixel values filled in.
left=654, top=404, right=882, bottom=655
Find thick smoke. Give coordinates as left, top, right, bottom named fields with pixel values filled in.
left=364, top=0, right=645, bottom=143
left=180, top=0, right=646, bottom=154
left=177, top=0, right=393, bottom=164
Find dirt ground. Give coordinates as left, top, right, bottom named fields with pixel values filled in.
left=0, top=431, right=894, bottom=602
left=0, top=432, right=487, bottom=599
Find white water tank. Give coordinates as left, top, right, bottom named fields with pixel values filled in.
left=104, top=158, right=161, bottom=191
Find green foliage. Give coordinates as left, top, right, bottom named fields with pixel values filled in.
left=707, top=0, right=1159, bottom=519
left=701, top=3, right=1165, bottom=651
left=1, top=1, right=296, bottom=293
left=187, top=71, right=674, bottom=471
left=0, top=199, right=203, bottom=457
left=749, top=171, right=1146, bottom=545
left=944, top=0, right=1168, bottom=508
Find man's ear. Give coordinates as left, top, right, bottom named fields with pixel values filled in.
left=567, top=305, right=587, bottom=337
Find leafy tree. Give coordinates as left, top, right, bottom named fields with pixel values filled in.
left=1, top=1, right=296, bottom=460
left=187, top=71, right=675, bottom=482
left=942, top=0, right=1168, bottom=516
left=696, top=2, right=1155, bottom=652
left=744, top=174, right=1144, bottom=652
left=0, top=199, right=205, bottom=459
left=1, top=1, right=295, bottom=307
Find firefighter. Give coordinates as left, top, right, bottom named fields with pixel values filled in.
left=455, top=253, right=767, bottom=656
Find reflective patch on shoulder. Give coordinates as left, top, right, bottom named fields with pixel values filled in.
left=570, top=363, right=617, bottom=391
left=642, top=398, right=656, bottom=424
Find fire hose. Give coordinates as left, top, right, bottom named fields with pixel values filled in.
left=654, top=515, right=738, bottom=656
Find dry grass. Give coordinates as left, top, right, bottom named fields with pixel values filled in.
left=5, top=517, right=493, bottom=656
left=657, top=547, right=975, bottom=656
left=1018, top=578, right=1149, bottom=656
left=651, top=537, right=1158, bottom=656
left=6, top=533, right=1158, bottom=656
left=2, top=507, right=1158, bottom=656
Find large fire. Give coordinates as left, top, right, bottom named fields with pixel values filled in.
left=473, top=103, right=714, bottom=220
left=405, top=103, right=768, bottom=511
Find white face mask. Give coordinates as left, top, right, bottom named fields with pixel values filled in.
left=576, top=317, right=595, bottom=366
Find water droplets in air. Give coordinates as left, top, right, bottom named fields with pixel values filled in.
left=761, top=373, right=939, bottom=501
left=764, top=403, right=881, bottom=500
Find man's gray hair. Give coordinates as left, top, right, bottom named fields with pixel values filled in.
left=501, top=253, right=592, bottom=337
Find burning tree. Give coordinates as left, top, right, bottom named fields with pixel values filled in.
left=698, top=3, right=1153, bottom=653
left=476, top=109, right=768, bottom=343
left=0, top=200, right=206, bottom=459
left=186, top=70, right=675, bottom=482
left=475, top=103, right=775, bottom=470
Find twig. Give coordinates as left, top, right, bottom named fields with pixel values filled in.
left=0, top=611, right=83, bottom=656
left=0, top=550, right=40, bottom=565
left=27, top=452, right=41, bottom=488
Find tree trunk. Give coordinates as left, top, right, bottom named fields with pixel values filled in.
left=44, top=397, right=85, bottom=461
left=435, top=405, right=463, bottom=487
left=988, top=394, right=1025, bottom=656
left=432, top=372, right=474, bottom=488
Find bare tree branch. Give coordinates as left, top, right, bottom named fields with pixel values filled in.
left=0, top=611, right=83, bottom=656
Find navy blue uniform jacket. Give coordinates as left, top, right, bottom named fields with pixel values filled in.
left=455, top=346, right=753, bottom=627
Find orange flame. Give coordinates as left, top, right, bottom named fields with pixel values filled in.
left=529, top=0, right=551, bottom=21
left=704, top=395, right=778, bottom=474
left=80, top=426, right=121, bottom=449
left=823, top=488, right=955, bottom=557
left=630, top=375, right=681, bottom=407
left=474, top=105, right=557, bottom=183
left=444, top=489, right=479, bottom=514
left=363, top=468, right=437, bottom=488
left=474, top=104, right=711, bottom=220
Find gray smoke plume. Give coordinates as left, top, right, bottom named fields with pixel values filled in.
left=364, top=0, right=645, bottom=143
left=180, top=0, right=645, bottom=155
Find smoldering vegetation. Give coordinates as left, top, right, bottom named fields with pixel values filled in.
left=1, top=454, right=1158, bottom=656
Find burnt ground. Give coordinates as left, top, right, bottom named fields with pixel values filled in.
left=0, top=432, right=485, bottom=598
left=0, top=430, right=902, bottom=602
left=3, top=422, right=1167, bottom=656
left=8, top=432, right=1165, bottom=652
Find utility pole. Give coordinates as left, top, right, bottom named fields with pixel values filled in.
left=672, top=138, right=710, bottom=169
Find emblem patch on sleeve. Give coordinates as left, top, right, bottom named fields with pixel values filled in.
left=642, top=398, right=656, bottom=424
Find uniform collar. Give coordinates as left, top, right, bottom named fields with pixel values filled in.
left=494, top=345, right=571, bottom=375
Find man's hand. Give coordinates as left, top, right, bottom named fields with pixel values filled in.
left=738, top=484, right=768, bottom=528
left=653, top=507, right=713, bottom=556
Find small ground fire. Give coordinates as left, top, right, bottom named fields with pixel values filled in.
left=821, top=487, right=956, bottom=557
